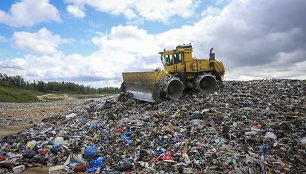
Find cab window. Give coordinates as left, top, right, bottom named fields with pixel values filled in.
left=165, top=54, right=170, bottom=66
left=178, top=53, right=183, bottom=62
left=168, top=54, right=173, bottom=65
left=174, top=53, right=183, bottom=64
left=160, top=54, right=166, bottom=66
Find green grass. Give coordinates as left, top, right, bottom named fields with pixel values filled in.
left=0, top=86, right=42, bottom=103
left=0, top=86, right=117, bottom=103
left=73, top=94, right=101, bottom=99
left=102, top=93, right=119, bottom=96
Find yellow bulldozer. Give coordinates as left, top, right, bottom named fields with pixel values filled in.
left=121, top=44, right=225, bottom=102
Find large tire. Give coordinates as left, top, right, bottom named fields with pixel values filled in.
left=195, top=74, right=217, bottom=94
left=159, top=76, right=184, bottom=100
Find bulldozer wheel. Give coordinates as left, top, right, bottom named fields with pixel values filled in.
left=160, top=77, right=184, bottom=100
left=196, top=74, right=217, bottom=94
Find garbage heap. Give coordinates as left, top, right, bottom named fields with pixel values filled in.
left=0, top=79, right=305, bottom=173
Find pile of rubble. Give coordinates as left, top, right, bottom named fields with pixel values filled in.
left=0, top=79, right=305, bottom=173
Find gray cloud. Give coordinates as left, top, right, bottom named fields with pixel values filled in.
left=175, top=0, right=306, bottom=81
left=213, top=0, right=306, bottom=68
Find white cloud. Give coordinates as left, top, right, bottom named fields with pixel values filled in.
left=226, top=59, right=306, bottom=80
left=0, top=25, right=163, bottom=87
left=215, top=0, right=228, bottom=6
left=0, top=0, right=61, bottom=27
left=12, top=28, right=67, bottom=54
left=66, top=5, right=85, bottom=18
left=92, top=25, right=160, bottom=57
left=201, top=6, right=221, bottom=17
left=0, top=51, right=138, bottom=87
left=0, top=58, right=27, bottom=70
left=62, top=38, right=76, bottom=44
left=64, top=0, right=200, bottom=22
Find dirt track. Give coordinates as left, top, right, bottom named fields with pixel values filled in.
left=0, top=97, right=100, bottom=138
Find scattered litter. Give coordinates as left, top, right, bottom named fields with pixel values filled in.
left=65, top=113, right=77, bottom=119
left=264, top=131, right=277, bottom=140
left=0, top=79, right=305, bottom=173
left=12, top=165, right=25, bottom=174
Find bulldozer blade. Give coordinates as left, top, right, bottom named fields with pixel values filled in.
left=122, top=72, right=163, bottom=102
left=126, top=84, right=160, bottom=102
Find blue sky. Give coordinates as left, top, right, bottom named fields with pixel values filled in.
left=0, top=0, right=305, bottom=87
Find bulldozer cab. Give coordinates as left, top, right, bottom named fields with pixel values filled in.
left=159, top=44, right=195, bottom=73
left=161, top=52, right=184, bottom=65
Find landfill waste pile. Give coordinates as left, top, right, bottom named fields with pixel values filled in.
left=0, top=79, right=305, bottom=173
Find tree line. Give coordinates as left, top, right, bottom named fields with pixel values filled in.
left=0, top=73, right=120, bottom=94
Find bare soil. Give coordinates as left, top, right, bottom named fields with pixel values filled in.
left=21, top=166, right=49, bottom=174
left=0, top=125, right=25, bottom=137
left=0, top=97, right=99, bottom=138
left=37, top=94, right=75, bottom=101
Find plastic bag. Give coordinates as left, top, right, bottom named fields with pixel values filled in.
left=86, top=156, right=105, bottom=173
left=84, top=146, right=97, bottom=158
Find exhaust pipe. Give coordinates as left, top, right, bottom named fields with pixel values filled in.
left=210, top=48, right=215, bottom=60
left=196, top=74, right=217, bottom=94
left=160, top=77, right=184, bottom=100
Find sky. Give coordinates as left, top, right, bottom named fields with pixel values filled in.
left=0, top=0, right=305, bottom=87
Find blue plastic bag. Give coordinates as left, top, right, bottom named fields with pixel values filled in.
left=0, top=152, right=7, bottom=155
left=120, top=132, right=133, bottom=144
left=90, top=123, right=98, bottom=129
left=86, top=156, right=106, bottom=172
left=85, top=146, right=97, bottom=158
